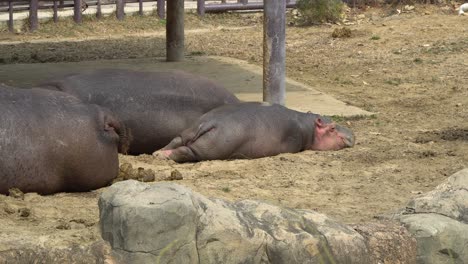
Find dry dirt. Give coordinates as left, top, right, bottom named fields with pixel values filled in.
left=1, top=4, right=468, bottom=252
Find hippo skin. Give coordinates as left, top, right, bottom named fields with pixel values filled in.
left=155, top=102, right=355, bottom=162
left=0, top=85, right=129, bottom=195
left=40, top=69, right=240, bottom=155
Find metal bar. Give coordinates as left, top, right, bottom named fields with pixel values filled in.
left=204, top=1, right=295, bottom=12
left=29, top=0, right=38, bottom=31
left=53, top=0, right=58, bottom=22
left=196, top=0, right=204, bottom=16
left=166, top=0, right=184, bottom=62
left=96, top=0, right=101, bottom=18
left=138, top=0, right=142, bottom=15
left=156, top=0, right=164, bottom=19
left=8, top=0, right=13, bottom=32
left=73, top=0, right=81, bottom=23
left=263, top=0, right=286, bottom=105
left=116, top=0, right=124, bottom=20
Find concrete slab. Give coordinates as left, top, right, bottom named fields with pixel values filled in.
left=0, top=55, right=372, bottom=116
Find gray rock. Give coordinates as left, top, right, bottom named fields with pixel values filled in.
left=0, top=241, right=114, bottom=264
left=400, top=214, right=468, bottom=264
left=99, top=180, right=416, bottom=264
left=404, top=168, right=468, bottom=224
left=395, top=168, right=468, bottom=263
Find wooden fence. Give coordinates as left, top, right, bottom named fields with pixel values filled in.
left=1, top=0, right=297, bottom=32
left=197, top=0, right=296, bottom=16
left=0, top=0, right=165, bottom=32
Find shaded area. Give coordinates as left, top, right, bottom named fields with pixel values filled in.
left=0, top=55, right=371, bottom=116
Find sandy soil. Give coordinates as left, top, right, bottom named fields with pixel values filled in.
left=1, top=4, right=468, bottom=251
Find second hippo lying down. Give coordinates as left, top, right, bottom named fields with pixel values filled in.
left=40, top=69, right=240, bottom=155
left=154, top=102, right=355, bottom=162
left=0, top=85, right=129, bottom=195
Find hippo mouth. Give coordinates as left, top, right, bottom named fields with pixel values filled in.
left=337, top=126, right=355, bottom=148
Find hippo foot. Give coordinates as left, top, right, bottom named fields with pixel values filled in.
left=152, top=150, right=171, bottom=160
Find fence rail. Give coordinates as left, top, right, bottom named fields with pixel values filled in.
left=1, top=0, right=297, bottom=32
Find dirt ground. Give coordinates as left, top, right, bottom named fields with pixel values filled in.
left=1, top=4, right=468, bottom=252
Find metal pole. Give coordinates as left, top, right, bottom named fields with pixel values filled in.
left=96, top=0, right=102, bottom=18
left=157, top=0, right=164, bottom=19
left=263, top=0, right=286, bottom=105
left=53, top=0, right=58, bottom=23
left=139, top=0, right=143, bottom=15
left=73, top=0, right=82, bottom=23
left=29, top=0, right=38, bottom=31
left=197, top=0, right=204, bottom=16
left=116, top=0, right=125, bottom=20
left=8, top=0, right=14, bottom=32
left=166, top=0, right=184, bottom=61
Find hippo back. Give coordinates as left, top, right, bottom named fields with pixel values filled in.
left=39, top=69, right=240, bottom=154
left=0, top=85, right=122, bottom=194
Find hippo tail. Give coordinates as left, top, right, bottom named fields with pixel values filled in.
left=102, top=111, right=132, bottom=154
left=114, top=121, right=132, bottom=155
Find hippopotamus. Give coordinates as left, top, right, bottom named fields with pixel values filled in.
left=0, top=85, right=129, bottom=195
left=153, top=102, right=355, bottom=162
left=39, top=69, right=240, bottom=155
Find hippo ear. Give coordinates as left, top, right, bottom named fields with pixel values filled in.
left=315, top=118, right=325, bottom=128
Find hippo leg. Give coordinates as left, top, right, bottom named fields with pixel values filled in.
left=160, top=136, right=183, bottom=150
left=160, top=147, right=198, bottom=163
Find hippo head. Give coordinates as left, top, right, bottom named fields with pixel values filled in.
left=310, top=117, right=355, bottom=151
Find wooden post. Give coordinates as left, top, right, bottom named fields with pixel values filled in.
left=8, top=1, right=14, bottom=32
left=197, top=0, right=204, bottom=16
left=29, top=0, right=39, bottom=31
left=166, top=0, right=184, bottom=62
left=116, top=0, right=125, bottom=20
left=157, top=0, right=164, bottom=19
left=96, top=0, right=102, bottom=18
left=73, top=0, right=82, bottom=23
left=263, top=0, right=286, bottom=105
left=53, top=0, right=58, bottom=23
left=138, top=0, right=143, bottom=16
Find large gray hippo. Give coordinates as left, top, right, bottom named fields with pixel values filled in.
left=154, top=102, right=355, bottom=162
left=40, top=69, right=240, bottom=155
left=0, top=85, right=129, bottom=195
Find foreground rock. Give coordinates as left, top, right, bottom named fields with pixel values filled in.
left=99, top=181, right=416, bottom=263
left=394, top=168, right=468, bottom=263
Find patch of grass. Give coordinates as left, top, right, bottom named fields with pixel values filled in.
left=384, top=78, right=402, bottom=86
left=296, top=0, right=345, bottom=25
left=370, top=35, right=380, bottom=40
left=190, top=51, right=206, bottom=56
left=331, top=27, right=352, bottom=38
left=413, top=58, right=423, bottom=64
left=327, top=114, right=377, bottom=122
left=221, top=187, right=231, bottom=193
left=334, top=77, right=354, bottom=85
